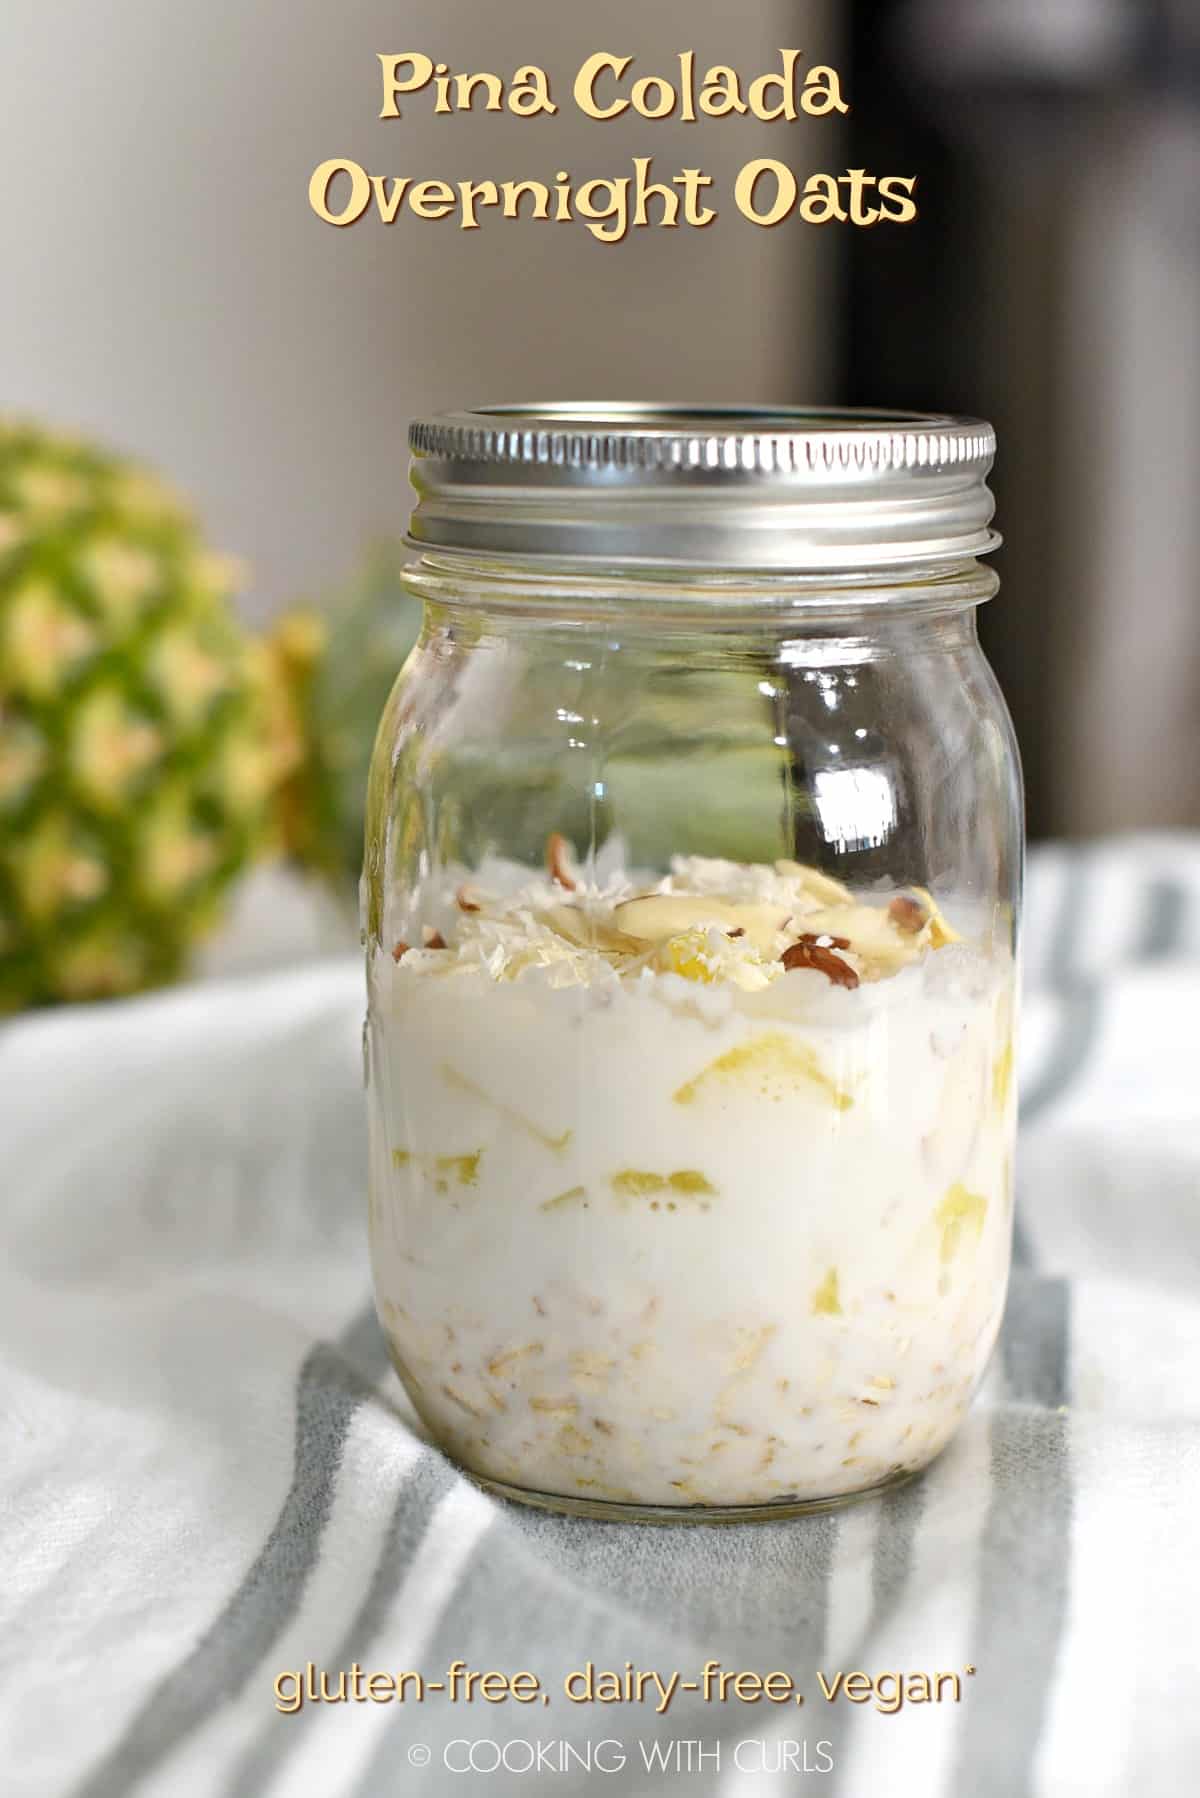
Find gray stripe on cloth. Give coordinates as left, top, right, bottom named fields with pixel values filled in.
left=1014, top=851, right=1075, bottom=1265
left=1137, top=878, right=1188, bottom=960
left=951, top=1274, right=1071, bottom=1798
left=1018, top=862, right=1182, bottom=1252
left=72, top=1301, right=389, bottom=1798
left=1020, top=847, right=1098, bottom=1128
left=1028, top=849, right=1077, bottom=993
left=350, top=1507, right=841, bottom=1798
left=1012, top=1210, right=1034, bottom=1269
left=513, top=1503, right=841, bottom=1651
left=825, top=1476, right=927, bottom=1798
left=338, top=1303, right=395, bottom=1386
left=1016, top=850, right=1101, bottom=1276
left=1019, top=984, right=1102, bottom=1129
left=867, top=1475, right=926, bottom=1621
left=224, top=1449, right=457, bottom=1798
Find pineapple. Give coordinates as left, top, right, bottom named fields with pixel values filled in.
left=0, top=419, right=292, bottom=1011
left=264, top=543, right=423, bottom=885
left=1, top=416, right=788, bottom=1012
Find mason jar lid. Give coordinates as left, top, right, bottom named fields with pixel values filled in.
left=406, top=403, right=999, bottom=573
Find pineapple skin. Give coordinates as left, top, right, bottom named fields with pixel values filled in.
left=0, top=419, right=277, bottom=1011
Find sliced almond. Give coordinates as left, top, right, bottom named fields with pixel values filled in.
left=614, top=894, right=787, bottom=957
left=775, top=860, right=853, bottom=905
left=546, top=832, right=577, bottom=891
left=800, top=903, right=920, bottom=977
left=888, top=894, right=928, bottom=934
left=541, top=904, right=643, bottom=954
left=781, top=936, right=859, bottom=989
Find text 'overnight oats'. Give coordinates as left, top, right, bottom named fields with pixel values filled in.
left=365, top=843, right=1016, bottom=1514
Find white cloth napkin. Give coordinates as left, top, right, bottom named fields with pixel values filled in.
left=3, top=835, right=1199, bottom=1798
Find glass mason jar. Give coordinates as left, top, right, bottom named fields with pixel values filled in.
left=364, top=405, right=1021, bottom=1523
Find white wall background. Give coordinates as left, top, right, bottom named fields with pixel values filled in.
left=0, top=0, right=838, bottom=620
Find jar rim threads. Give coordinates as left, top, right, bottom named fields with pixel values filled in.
left=406, top=403, right=1000, bottom=574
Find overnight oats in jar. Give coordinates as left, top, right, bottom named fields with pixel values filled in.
left=363, top=405, right=1021, bottom=1521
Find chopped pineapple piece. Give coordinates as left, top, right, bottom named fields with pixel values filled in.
left=611, top=1169, right=717, bottom=1200
left=391, top=1146, right=483, bottom=1187
left=992, top=1038, right=1014, bottom=1111
left=540, top=1185, right=587, bottom=1212
left=812, top=1268, right=843, bottom=1316
left=935, top=1184, right=988, bottom=1262
left=774, top=859, right=854, bottom=905
left=661, top=929, right=719, bottom=983
left=674, top=1032, right=853, bottom=1111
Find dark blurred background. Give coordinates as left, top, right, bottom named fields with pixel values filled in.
left=845, top=0, right=1200, bottom=837
left=2, top=0, right=1197, bottom=851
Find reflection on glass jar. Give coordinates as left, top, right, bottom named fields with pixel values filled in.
left=363, top=406, right=1022, bottom=1522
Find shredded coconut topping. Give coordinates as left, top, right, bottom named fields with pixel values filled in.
left=388, top=851, right=960, bottom=994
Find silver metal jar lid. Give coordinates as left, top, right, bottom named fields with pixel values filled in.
left=406, top=403, right=999, bottom=573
